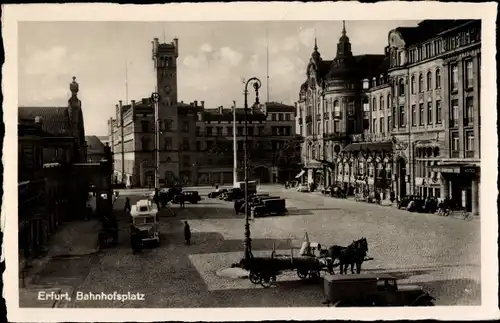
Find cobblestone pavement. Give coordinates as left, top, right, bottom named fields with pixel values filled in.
left=51, top=185, right=480, bottom=307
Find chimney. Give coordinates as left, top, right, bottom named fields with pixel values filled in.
left=194, top=100, right=198, bottom=107
left=131, top=100, right=136, bottom=109
left=218, top=106, right=223, bottom=114
left=116, top=104, right=120, bottom=120
left=119, top=100, right=123, bottom=108
left=201, top=101, right=205, bottom=108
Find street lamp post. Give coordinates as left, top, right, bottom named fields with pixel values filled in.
left=243, top=77, right=261, bottom=262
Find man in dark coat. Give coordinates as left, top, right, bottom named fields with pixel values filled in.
left=153, top=188, right=160, bottom=210
left=124, top=197, right=131, bottom=213
left=184, top=221, right=191, bottom=245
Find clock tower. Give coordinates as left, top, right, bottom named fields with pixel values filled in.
left=152, top=37, right=180, bottom=184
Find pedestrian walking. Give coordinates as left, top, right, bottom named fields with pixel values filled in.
left=184, top=221, right=191, bottom=245
left=179, top=196, right=186, bottom=209
left=234, top=200, right=240, bottom=215
left=153, top=188, right=160, bottom=210
left=124, top=197, right=131, bottom=213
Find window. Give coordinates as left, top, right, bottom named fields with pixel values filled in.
left=141, top=138, right=150, bottom=151
left=436, top=100, right=442, bottom=124
left=248, top=127, right=254, bottom=136
left=227, top=126, right=233, bottom=136
left=334, top=100, right=341, bottom=117
left=357, top=160, right=364, bottom=176
left=465, top=60, right=474, bottom=88
left=426, top=72, right=432, bottom=91
left=411, top=76, right=416, bottom=94
left=387, top=116, right=392, bottom=133
left=182, top=138, right=190, bottom=151
left=347, top=101, right=355, bottom=115
left=411, top=105, right=417, bottom=126
left=435, top=69, right=441, bottom=89
left=451, top=131, right=459, bottom=152
left=466, top=131, right=474, bottom=152
left=397, top=51, right=403, bottom=65
left=418, top=74, right=423, bottom=92
left=380, top=96, right=384, bottom=111
left=427, top=102, right=433, bottom=125
left=164, top=138, right=172, bottom=150
left=271, top=114, right=276, bottom=121
left=206, top=127, right=213, bottom=136
left=141, top=121, right=150, bottom=133
left=164, top=119, right=173, bottom=132
left=333, top=120, right=340, bottom=134
left=392, top=107, right=397, bottom=128
left=465, top=97, right=474, bottom=125
left=347, top=119, right=355, bottom=133
left=182, top=121, right=189, bottom=133
left=237, top=127, right=243, bottom=136
left=182, top=155, right=190, bottom=167
left=399, top=106, right=405, bottom=127
left=362, top=99, right=369, bottom=112
left=372, top=98, right=377, bottom=111
left=362, top=79, right=369, bottom=89
left=258, top=126, right=264, bottom=136
left=398, top=79, right=405, bottom=96
left=380, top=117, right=385, bottom=134
left=372, top=118, right=377, bottom=133
left=285, top=114, right=291, bottom=121
left=387, top=94, right=391, bottom=109
left=451, top=64, right=458, bottom=91
left=278, top=113, right=284, bottom=121
left=317, top=121, right=321, bottom=134
left=419, top=103, right=424, bottom=126
left=451, top=99, right=459, bottom=127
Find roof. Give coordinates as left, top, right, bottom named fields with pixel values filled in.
left=85, top=135, right=106, bottom=153
left=325, top=273, right=396, bottom=282
left=18, top=106, right=71, bottom=136
left=265, top=102, right=295, bottom=113
left=395, top=20, right=476, bottom=47
left=325, top=55, right=386, bottom=79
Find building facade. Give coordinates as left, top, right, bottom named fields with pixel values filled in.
left=18, top=77, right=113, bottom=268
left=109, top=37, right=299, bottom=187
left=297, top=20, right=481, bottom=215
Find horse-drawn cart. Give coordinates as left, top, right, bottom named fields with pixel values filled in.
left=243, top=242, right=333, bottom=288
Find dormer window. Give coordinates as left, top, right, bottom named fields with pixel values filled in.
left=362, top=79, right=369, bottom=89
left=372, top=77, right=377, bottom=87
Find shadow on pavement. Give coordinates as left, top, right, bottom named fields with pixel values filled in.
left=422, top=278, right=481, bottom=305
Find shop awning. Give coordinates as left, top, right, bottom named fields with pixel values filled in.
left=295, top=170, right=306, bottom=178
left=343, top=141, right=393, bottom=153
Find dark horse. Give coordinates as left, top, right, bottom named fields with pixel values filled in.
left=321, top=238, right=369, bottom=275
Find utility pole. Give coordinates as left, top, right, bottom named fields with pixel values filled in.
left=233, top=100, right=238, bottom=185
left=151, top=91, right=160, bottom=189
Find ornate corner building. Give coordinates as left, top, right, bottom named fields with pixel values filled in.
left=296, top=20, right=481, bottom=215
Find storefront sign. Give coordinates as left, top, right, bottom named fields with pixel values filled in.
left=462, top=167, right=476, bottom=174
left=435, top=167, right=460, bottom=174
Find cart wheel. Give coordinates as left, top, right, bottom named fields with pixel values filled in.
left=260, top=276, right=273, bottom=288
left=297, top=270, right=308, bottom=279
left=249, top=271, right=262, bottom=284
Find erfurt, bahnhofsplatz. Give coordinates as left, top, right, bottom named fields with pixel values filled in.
left=296, top=19, right=481, bottom=216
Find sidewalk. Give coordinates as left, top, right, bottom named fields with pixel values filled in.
left=19, top=218, right=101, bottom=308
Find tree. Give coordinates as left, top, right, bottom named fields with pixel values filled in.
left=274, top=135, right=303, bottom=169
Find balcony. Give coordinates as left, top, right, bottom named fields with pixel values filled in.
left=323, top=132, right=348, bottom=141
left=450, top=151, right=459, bottom=158
left=465, top=150, right=474, bottom=158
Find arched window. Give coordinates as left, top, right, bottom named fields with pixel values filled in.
left=435, top=69, right=441, bottom=89
left=325, top=121, right=329, bottom=134
left=418, top=74, right=423, bottom=92
left=387, top=94, right=391, bottom=109
left=398, top=78, right=405, bottom=96
left=362, top=98, right=370, bottom=112
left=426, top=71, right=432, bottom=91
left=380, top=96, right=384, bottom=111
left=372, top=97, right=377, bottom=111
left=333, top=100, right=341, bottom=117
left=411, top=75, right=416, bottom=94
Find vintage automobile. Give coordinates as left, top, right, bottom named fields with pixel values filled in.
left=253, top=198, right=288, bottom=217
left=323, top=273, right=435, bottom=307
left=208, top=188, right=228, bottom=199
left=297, top=184, right=309, bottom=192
left=222, top=188, right=244, bottom=201
left=130, top=199, right=160, bottom=246
left=172, top=191, right=202, bottom=204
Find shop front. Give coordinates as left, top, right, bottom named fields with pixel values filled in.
left=430, top=164, right=480, bottom=215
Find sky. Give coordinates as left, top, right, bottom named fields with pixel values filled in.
left=18, top=20, right=419, bottom=136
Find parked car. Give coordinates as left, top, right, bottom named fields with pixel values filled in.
left=223, top=188, right=244, bottom=201
left=297, top=184, right=309, bottom=192
left=172, top=191, right=202, bottom=204
left=130, top=199, right=160, bottom=247
left=323, top=273, right=435, bottom=307
left=253, top=198, right=288, bottom=217
left=208, top=188, right=228, bottom=199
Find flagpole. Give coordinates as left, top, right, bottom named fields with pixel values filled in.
left=266, top=26, right=270, bottom=103
left=233, top=100, right=238, bottom=185
left=125, top=59, right=129, bottom=105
